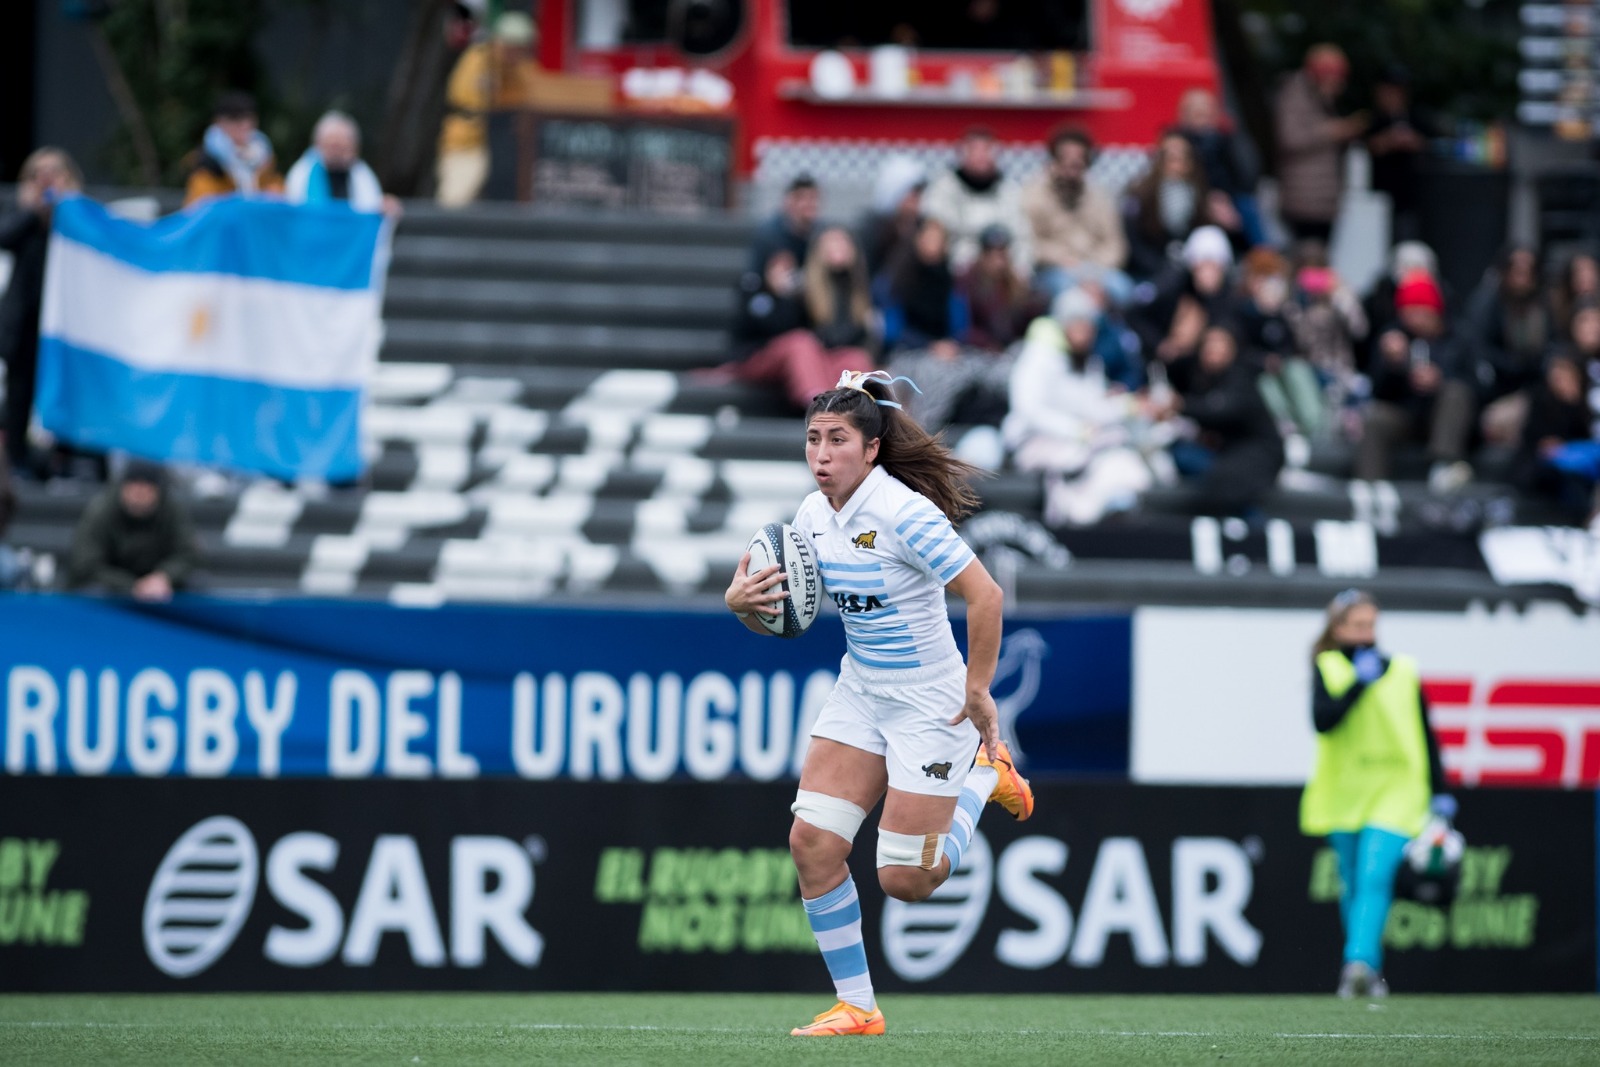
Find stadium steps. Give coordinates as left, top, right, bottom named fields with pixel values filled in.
left=5, top=201, right=1583, bottom=611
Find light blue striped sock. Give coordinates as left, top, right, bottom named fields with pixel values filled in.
left=942, top=765, right=998, bottom=874
left=802, top=876, right=874, bottom=1011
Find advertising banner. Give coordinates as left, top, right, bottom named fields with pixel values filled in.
left=0, top=597, right=1128, bottom=780
left=1132, top=606, right=1600, bottom=788
left=2, top=778, right=1590, bottom=994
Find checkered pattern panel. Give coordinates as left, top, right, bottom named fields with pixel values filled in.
left=750, top=138, right=1150, bottom=217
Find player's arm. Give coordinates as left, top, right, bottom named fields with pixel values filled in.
left=946, top=557, right=1004, bottom=759
left=725, top=550, right=786, bottom=634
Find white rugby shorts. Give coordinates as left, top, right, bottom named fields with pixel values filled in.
left=810, top=652, right=981, bottom=797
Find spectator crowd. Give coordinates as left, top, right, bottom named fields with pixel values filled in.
left=719, top=44, right=1600, bottom=530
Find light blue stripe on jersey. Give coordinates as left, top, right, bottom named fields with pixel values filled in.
left=828, top=578, right=887, bottom=592
left=820, top=561, right=881, bottom=572
left=895, top=505, right=974, bottom=581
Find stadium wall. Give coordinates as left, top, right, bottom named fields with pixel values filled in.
left=0, top=777, right=1592, bottom=993
left=2, top=595, right=1596, bottom=993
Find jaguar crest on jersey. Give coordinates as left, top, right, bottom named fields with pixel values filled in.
left=852, top=530, right=878, bottom=549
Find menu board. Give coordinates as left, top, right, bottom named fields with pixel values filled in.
left=516, top=112, right=734, bottom=214
left=1519, top=2, right=1600, bottom=139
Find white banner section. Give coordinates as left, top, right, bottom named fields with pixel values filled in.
left=1132, top=605, right=1600, bottom=788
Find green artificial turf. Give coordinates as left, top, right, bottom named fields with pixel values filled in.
left=2, top=993, right=1598, bottom=1066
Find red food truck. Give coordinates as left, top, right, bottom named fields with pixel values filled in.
left=530, top=0, right=1223, bottom=205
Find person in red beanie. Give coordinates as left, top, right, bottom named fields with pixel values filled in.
left=1356, top=270, right=1481, bottom=491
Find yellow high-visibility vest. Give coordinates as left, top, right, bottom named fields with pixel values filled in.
left=1299, top=650, right=1431, bottom=838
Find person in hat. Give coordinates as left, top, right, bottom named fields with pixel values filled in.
left=1301, top=588, right=1455, bottom=998
left=436, top=9, right=540, bottom=207
left=66, top=460, right=197, bottom=601
left=859, top=156, right=927, bottom=283
left=1356, top=269, right=1480, bottom=491
left=1004, top=286, right=1160, bottom=525
left=1274, top=44, right=1368, bottom=243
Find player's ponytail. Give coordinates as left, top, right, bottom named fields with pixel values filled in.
left=806, top=371, right=983, bottom=521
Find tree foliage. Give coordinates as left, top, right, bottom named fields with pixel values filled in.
left=1230, top=0, right=1521, bottom=125
left=97, top=0, right=304, bottom=185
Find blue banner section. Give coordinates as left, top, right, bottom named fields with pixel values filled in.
left=0, top=596, right=1130, bottom=780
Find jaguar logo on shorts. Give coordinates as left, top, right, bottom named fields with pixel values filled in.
left=852, top=530, right=878, bottom=549
left=922, top=760, right=953, bottom=780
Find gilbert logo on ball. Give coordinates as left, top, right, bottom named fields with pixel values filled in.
left=745, top=523, right=820, bottom=638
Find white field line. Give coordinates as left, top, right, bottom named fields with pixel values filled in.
left=6, top=1020, right=1600, bottom=1041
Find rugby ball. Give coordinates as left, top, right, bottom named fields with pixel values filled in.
left=745, top=522, right=820, bottom=638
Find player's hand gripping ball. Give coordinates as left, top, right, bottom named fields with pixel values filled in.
left=745, top=523, right=820, bottom=638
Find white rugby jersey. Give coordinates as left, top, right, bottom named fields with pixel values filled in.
left=792, top=465, right=976, bottom=670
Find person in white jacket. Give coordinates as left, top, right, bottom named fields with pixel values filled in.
left=922, top=128, right=1032, bottom=281
left=1004, top=287, right=1160, bottom=525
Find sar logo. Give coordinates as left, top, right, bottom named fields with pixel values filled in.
left=852, top=531, right=878, bottom=549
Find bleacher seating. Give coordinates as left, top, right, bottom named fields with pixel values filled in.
left=4, top=202, right=1584, bottom=611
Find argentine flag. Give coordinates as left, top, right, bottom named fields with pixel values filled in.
left=37, top=195, right=390, bottom=482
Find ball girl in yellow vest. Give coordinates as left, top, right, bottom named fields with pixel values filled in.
left=1300, top=589, right=1455, bottom=998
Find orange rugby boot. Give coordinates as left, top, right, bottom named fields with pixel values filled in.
left=789, top=1000, right=886, bottom=1036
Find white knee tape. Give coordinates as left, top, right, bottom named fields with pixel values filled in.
left=877, top=829, right=949, bottom=870
left=791, top=790, right=868, bottom=843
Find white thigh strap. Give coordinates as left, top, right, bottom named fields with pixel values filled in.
left=791, top=790, right=868, bottom=843
left=877, top=828, right=948, bottom=870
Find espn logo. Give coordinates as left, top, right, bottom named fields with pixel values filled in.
left=1426, top=678, right=1600, bottom=789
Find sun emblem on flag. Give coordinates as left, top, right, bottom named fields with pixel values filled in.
left=188, top=304, right=212, bottom=343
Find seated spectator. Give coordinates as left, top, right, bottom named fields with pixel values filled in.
left=1466, top=246, right=1551, bottom=446
left=719, top=248, right=858, bottom=412
left=1158, top=325, right=1285, bottom=517
left=1061, top=267, right=1146, bottom=390
left=1123, top=132, right=1238, bottom=280
left=750, top=173, right=821, bottom=273
left=923, top=127, right=1032, bottom=279
left=960, top=223, right=1040, bottom=353
left=1004, top=287, right=1160, bottom=526
left=1283, top=245, right=1369, bottom=440
left=1517, top=354, right=1599, bottom=523
left=183, top=92, right=285, bottom=206
left=1237, top=247, right=1327, bottom=445
left=436, top=10, right=538, bottom=208
left=1174, top=88, right=1260, bottom=245
left=883, top=217, right=966, bottom=353
left=885, top=223, right=1015, bottom=460
left=1551, top=250, right=1600, bottom=338
left=1132, top=226, right=1238, bottom=389
left=1022, top=127, right=1131, bottom=304
left=67, top=460, right=197, bottom=601
left=286, top=111, right=401, bottom=215
left=2, top=147, right=81, bottom=478
left=1362, top=241, right=1446, bottom=355
left=804, top=226, right=877, bottom=358
left=859, top=156, right=926, bottom=282
left=1355, top=271, right=1479, bottom=491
